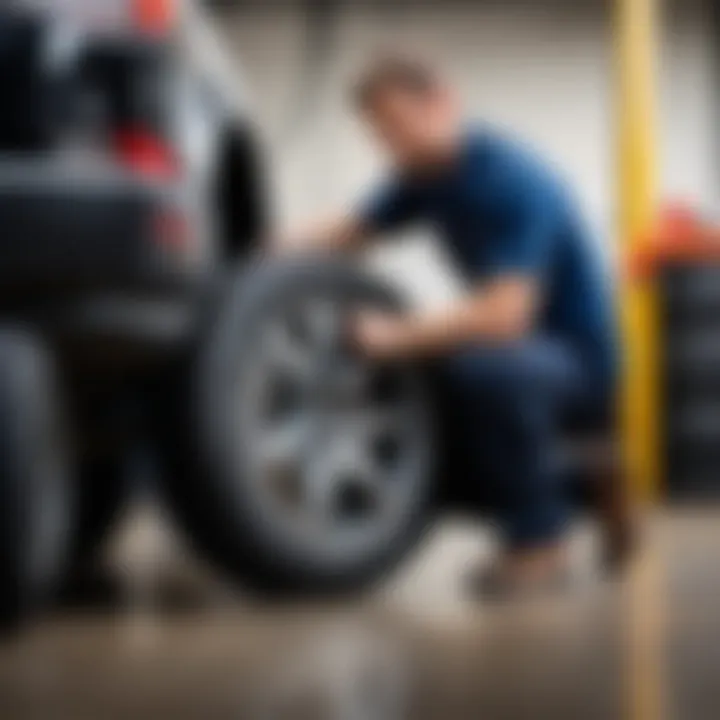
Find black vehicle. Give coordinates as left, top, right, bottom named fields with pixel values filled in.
left=0, top=1, right=443, bottom=630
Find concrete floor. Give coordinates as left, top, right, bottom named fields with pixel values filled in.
left=0, top=509, right=718, bottom=720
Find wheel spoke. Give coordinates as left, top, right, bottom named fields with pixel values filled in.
left=261, top=320, right=315, bottom=378
left=302, top=297, right=345, bottom=354
left=346, top=406, right=410, bottom=442
left=303, top=454, right=340, bottom=525
left=257, top=418, right=307, bottom=465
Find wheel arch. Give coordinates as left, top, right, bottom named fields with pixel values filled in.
left=214, top=120, right=270, bottom=260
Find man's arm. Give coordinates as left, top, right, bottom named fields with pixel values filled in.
left=273, top=213, right=370, bottom=255
left=273, top=176, right=419, bottom=255
left=355, top=157, right=556, bottom=360
left=355, top=275, right=540, bottom=360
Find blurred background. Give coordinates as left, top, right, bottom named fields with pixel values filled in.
left=0, top=0, right=719, bottom=719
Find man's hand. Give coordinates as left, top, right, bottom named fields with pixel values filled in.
left=352, top=311, right=411, bottom=361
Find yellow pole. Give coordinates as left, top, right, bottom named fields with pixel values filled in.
left=617, top=0, right=660, bottom=500
left=616, top=3, right=665, bottom=720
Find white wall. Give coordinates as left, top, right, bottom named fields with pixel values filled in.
left=214, top=0, right=716, bottom=304
left=661, top=0, right=716, bottom=208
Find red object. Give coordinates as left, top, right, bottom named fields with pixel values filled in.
left=114, top=127, right=189, bottom=252
left=658, top=202, right=700, bottom=235
left=629, top=202, right=720, bottom=279
left=114, top=128, right=179, bottom=179
left=132, top=0, right=177, bottom=36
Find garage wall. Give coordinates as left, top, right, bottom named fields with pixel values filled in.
left=213, top=0, right=715, bottom=305
left=661, top=0, right=716, bottom=208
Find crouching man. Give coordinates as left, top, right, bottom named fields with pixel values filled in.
left=279, top=55, right=618, bottom=597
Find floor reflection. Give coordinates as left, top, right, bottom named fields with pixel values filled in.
left=1, top=510, right=720, bottom=719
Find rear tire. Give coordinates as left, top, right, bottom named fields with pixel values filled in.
left=0, top=330, right=72, bottom=632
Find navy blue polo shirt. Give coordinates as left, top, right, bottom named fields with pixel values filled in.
left=360, top=129, right=617, bottom=390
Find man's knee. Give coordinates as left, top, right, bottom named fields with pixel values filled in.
left=439, top=340, right=581, bottom=410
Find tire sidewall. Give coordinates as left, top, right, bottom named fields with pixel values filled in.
left=194, top=259, right=436, bottom=589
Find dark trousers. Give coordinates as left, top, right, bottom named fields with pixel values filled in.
left=436, top=338, right=599, bottom=549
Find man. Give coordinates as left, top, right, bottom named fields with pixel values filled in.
left=279, top=55, right=617, bottom=595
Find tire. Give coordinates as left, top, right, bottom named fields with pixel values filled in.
left=0, top=330, right=72, bottom=632
left=155, top=259, right=436, bottom=596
